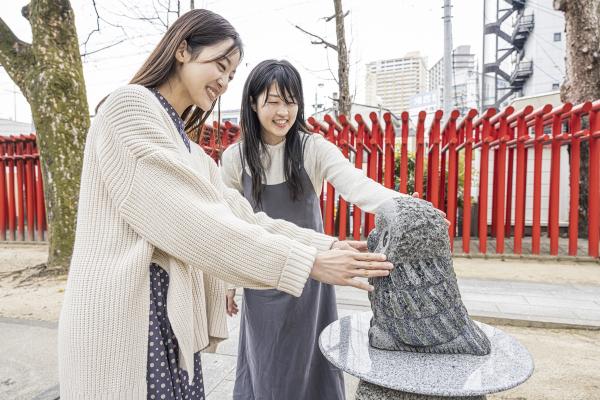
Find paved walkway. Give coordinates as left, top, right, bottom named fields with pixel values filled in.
left=336, top=278, right=600, bottom=329
left=2, top=277, right=599, bottom=399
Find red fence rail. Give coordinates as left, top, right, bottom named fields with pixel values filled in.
left=3, top=102, right=599, bottom=260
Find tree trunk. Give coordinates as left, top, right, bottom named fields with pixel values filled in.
left=0, top=0, right=89, bottom=272
left=554, top=0, right=600, bottom=237
left=333, top=0, right=351, bottom=117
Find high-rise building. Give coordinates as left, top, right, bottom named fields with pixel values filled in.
left=408, top=45, right=479, bottom=127
left=365, top=52, right=428, bottom=115
left=426, top=45, right=479, bottom=115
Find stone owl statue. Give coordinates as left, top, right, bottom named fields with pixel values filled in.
left=366, top=196, right=491, bottom=355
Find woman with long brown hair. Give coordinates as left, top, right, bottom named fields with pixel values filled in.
left=58, top=9, right=393, bottom=400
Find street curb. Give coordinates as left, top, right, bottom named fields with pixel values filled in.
left=454, top=252, right=600, bottom=264
left=471, top=314, right=600, bottom=331
left=0, top=317, right=57, bottom=329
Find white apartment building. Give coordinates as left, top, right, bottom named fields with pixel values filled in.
left=365, top=52, right=428, bottom=115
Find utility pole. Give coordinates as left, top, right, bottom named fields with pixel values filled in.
left=443, top=0, right=454, bottom=115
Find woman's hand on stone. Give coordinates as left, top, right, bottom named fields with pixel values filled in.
left=310, top=250, right=393, bottom=292
left=225, top=289, right=238, bottom=316
left=331, top=240, right=368, bottom=252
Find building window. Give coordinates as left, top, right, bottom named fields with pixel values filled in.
left=554, top=32, right=561, bottom=42
left=552, top=83, right=560, bottom=90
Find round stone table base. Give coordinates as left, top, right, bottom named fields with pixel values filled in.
left=356, top=380, right=487, bottom=400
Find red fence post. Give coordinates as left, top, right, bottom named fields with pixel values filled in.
left=25, top=139, right=36, bottom=241
left=0, top=139, right=6, bottom=241
left=548, top=104, right=572, bottom=255
left=399, top=112, right=409, bottom=194
left=566, top=103, right=591, bottom=255
left=383, top=113, right=396, bottom=189
left=15, top=138, right=25, bottom=241
left=327, top=114, right=351, bottom=240
left=415, top=112, right=426, bottom=197
left=459, top=109, right=478, bottom=254
left=353, top=115, right=368, bottom=239
left=505, top=124, right=515, bottom=238
left=477, top=114, right=494, bottom=254
left=589, top=109, right=600, bottom=257
left=512, top=106, right=534, bottom=254
left=494, top=114, right=509, bottom=253
left=513, top=113, right=528, bottom=254
left=427, top=110, right=443, bottom=208
left=369, top=113, right=384, bottom=185
left=362, top=114, right=377, bottom=234
left=439, top=121, right=448, bottom=213
left=531, top=108, right=549, bottom=254
left=307, top=116, right=328, bottom=215
left=444, top=110, right=460, bottom=250
left=323, top=115, right=338, bottom=236
left=6, top=139, right=16, bottom=241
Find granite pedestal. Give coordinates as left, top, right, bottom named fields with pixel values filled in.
left=319, top=312, right=534, bottom=399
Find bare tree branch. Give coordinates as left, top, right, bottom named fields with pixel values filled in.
left=82, top=0, right=101, bottom=50
left=323, top=10, right=349, bottom=22
left=294, top=25, right=338, bottom=51
left=0, top=16, right=33, bottom=91
left=81, top=38, right=126, bottom=57
left=325, top=49, right=339, bottom=85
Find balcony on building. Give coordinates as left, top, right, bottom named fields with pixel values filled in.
left=506, top=0, right=526, bottom=10
left=512, top=13, right=534, bottom=49
left=510, top=60, right=533, bottom=89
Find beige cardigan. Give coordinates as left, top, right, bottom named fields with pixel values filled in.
left=58, top=85, right=335, bottom=399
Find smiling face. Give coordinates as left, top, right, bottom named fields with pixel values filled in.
left=177, top=38, right=240, bottom=111
left=252, top=82, right=299, bottom=145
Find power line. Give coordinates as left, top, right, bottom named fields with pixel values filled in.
left=533, top=62, right=560, bottom=82
left=525, top=0, right=564, bottom=19
left=531, top=32, right=564, bottom=74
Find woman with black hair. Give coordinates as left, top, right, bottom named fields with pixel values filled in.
left=221, top=59, right=407, bottom=400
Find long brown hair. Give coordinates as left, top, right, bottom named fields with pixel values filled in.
left=99, top=9, right=243, bottom=131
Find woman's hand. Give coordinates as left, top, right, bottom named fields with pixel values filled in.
left=331, top=240, right=368, bottom=252
left=309, top=250, right=393, bottom=292
left=226, top=289, right=239, bottom=316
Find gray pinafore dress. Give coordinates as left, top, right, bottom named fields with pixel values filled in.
left=233, top=153, right=345, bottom=400
left=146, top=87, right=205, bottom=400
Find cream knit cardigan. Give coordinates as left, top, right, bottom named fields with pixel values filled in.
left=58, top=85, right=335, bottom=399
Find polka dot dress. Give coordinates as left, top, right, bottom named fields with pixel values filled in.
left=149, top=86, right=191, bottom=152
left=147, top=264, right=205, bottom=400
left=146, top=87, right=203, bottom=399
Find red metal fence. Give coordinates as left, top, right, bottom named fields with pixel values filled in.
left=0, top=134, right=46, bottom=241
left=2, top=102, right=599, bottom=260
left=302, top=102, right=600, bottom=259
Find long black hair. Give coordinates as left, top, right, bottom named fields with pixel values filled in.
left=240, top=59, right=310, bottom=206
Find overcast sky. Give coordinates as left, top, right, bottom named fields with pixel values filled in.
left=0, top=0, right=483, bottom=123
